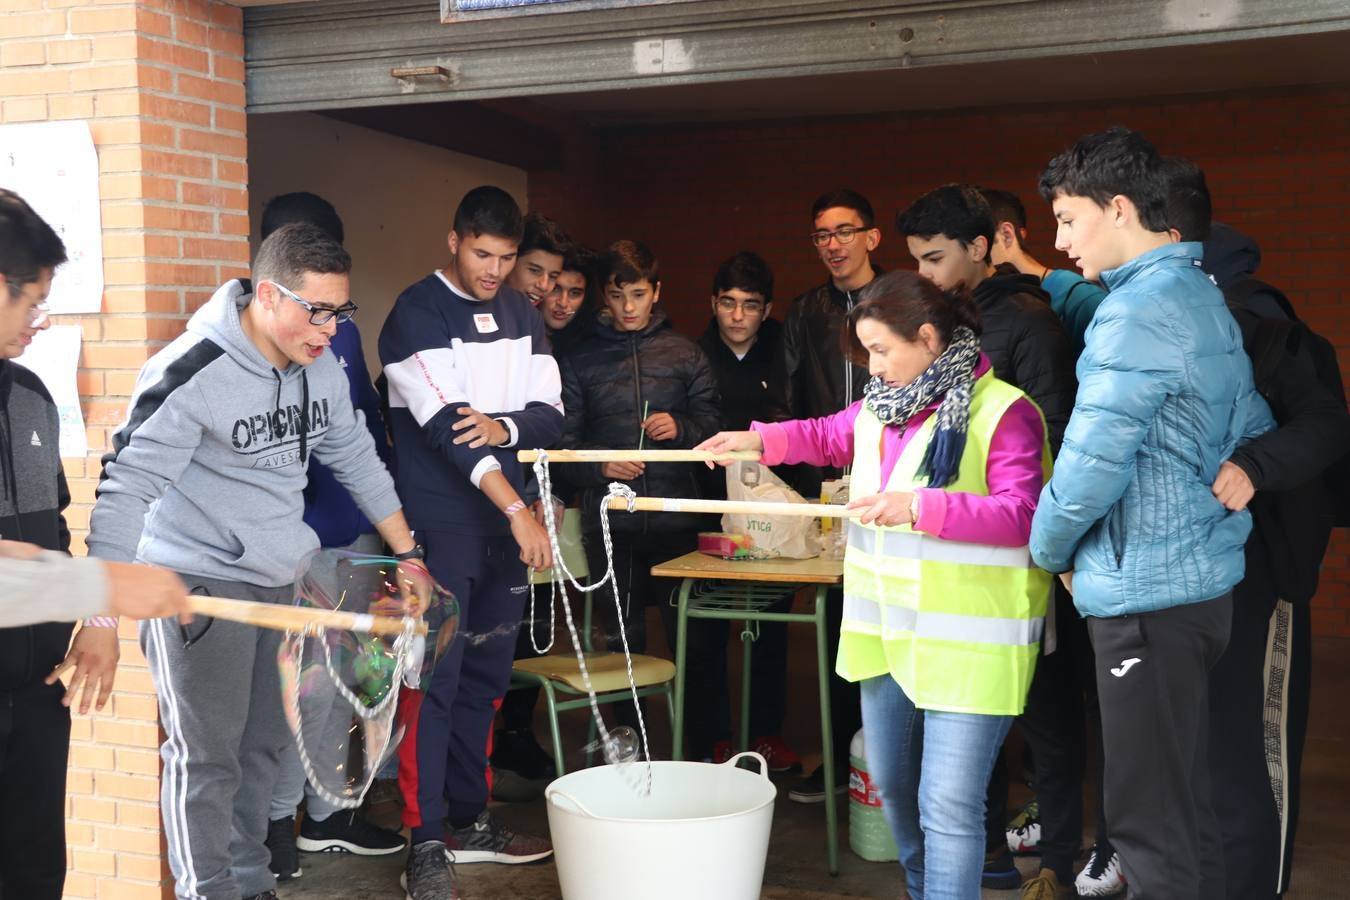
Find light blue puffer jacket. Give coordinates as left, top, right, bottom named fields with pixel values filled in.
left=1030, top=243, right=1274, bottom=618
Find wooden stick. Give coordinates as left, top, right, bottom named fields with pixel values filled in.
left=186, top=595, right=427, bottom=637
left=517, top=449, right=761, bottom=463
left=605, top=496, right=861, bottom=518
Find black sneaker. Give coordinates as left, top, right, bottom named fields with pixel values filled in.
left=244, top=893, right=279, bottom=900
left=403, top=841, right=460, bottom=900
left=444, top=810, right=553, bottom=864
left=298, top=810, right=407, bottom=856
left=787, top=764, right=848, bottom=804
left=982, top=845, right=1022, bottom=890
left=490, top=728, right=558, bottom=781
left=265, top=815, right=301, bottom=881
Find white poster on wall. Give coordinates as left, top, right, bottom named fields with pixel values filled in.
left=0, top=120, right=104, bottom=315
left=17, top=325, right=88, bottom=458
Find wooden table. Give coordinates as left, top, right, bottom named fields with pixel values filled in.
left=651, top=551, right=845, bottom=876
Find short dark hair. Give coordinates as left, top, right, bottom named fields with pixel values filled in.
left=519, top=212, right=570, bottom=258
left=260, top=192, right=344, bottom=244
left=978, top=187, right=1030, bottom=250
left=562, top=244, right=594, bottom=278
left=811, top=189, right=875, bottom=228
left=896, top=184, right=996, bottom=262
left=0, top=189, right=67, bottom=298
left=845, top=270, right=981, bottom=365
left=603, top=240, right=659, bottom=289
left=1161, top=157, right=1213, bottom=243
left=452, top=186, right=523, bottom=242
left=711, top=251, right=774, bottom=303
left=253, top=222, right=352, bottom=289
left=1038, top=126, right=1170, bottom=232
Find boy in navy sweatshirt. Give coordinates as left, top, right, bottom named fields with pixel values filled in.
left=380, top=186, right=560, bottom=900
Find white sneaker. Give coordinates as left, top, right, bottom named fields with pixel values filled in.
left=1006, top=800, right=1041, bottom=854
left=1075, top=845, right=1126, bottom=896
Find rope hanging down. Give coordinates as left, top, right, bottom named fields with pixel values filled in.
left=531, top=448, right=653, bottom=796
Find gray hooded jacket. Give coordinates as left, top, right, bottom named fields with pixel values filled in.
left=88, top=280, right=400, bottom=587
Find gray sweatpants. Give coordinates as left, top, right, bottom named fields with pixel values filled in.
left=141, top=574, right=293, bottom=900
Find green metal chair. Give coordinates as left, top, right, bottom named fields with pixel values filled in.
left=508, top=511, right=677, bottom=775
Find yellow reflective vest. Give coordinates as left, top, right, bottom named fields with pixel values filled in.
left=839, top=372, right=1052, bottom=716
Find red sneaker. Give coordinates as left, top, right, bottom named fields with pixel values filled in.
left=752, top=734, right=803, bottom=775
left=710, top=740, right=734, bottom=764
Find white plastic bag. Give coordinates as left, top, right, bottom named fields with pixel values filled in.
left=722, top=462, right=821, bottom=559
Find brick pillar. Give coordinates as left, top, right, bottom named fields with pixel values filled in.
left=1, top=2, right=249, bottom=897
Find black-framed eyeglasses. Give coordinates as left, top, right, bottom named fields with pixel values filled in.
left=809, top=225, right=872, bottom=247
left=267, top=280, right=358, bottom=325
left=714, top=296, right=766, bottom=315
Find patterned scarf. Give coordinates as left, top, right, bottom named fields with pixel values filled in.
left=862, top=325, right=981, bottom=489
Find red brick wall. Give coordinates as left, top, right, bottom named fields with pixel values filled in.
left=1, top=2, right=248, bottom=897
left=531, top=82, right=1350, bottom=636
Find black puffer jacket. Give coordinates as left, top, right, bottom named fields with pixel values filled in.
left=0, top=360, right=74, bottom=690
left=971, top=264, right=1077, bottom=453
left=1226, top=301, right=1350, bottom=603
left=559, top=310, right=721, bottom=536
left=775, top=276, right=874, bottom=497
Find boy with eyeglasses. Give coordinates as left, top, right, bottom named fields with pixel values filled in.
left=254, top=194, right=408, bottom=879
left=0, top=189, right=171, bottom=900
left=693, top=251, right=800, bottom=772
left=89, top=222, right=424, bottom=900
left=776, top=189, right=879, bottom=804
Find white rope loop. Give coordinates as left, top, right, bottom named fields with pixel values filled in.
left=533, top=449, right=653, bottom=796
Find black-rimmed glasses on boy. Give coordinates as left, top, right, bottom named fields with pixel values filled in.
left=266, top=280, right=358, bottom=326
left=809, top=225, right=871, bottom=247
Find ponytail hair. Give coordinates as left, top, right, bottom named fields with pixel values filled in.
left=843, top=270, right=981, bottom=366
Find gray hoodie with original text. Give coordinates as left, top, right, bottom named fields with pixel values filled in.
left=88, top=279, right=401, bottom=587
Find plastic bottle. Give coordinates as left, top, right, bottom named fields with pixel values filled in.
left=848, top=728, right=899, bottom=862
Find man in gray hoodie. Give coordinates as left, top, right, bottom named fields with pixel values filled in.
left=88, top=223, right=424, bottom=900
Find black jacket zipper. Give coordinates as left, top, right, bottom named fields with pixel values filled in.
left=629, top=333, right=649, bottom=534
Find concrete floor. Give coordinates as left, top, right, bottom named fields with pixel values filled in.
left=279, top=633, right=1350, bottom=900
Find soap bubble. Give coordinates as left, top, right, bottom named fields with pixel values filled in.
left=582, top=725, right=640, bottom=766
left=278, top=549, right=458, bottom=808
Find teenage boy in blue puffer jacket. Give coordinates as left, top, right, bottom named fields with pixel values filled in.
left=1029, top=127, right=1274, bottom=900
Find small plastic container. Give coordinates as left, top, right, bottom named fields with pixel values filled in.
left=849, top=728, right=900, bottom=862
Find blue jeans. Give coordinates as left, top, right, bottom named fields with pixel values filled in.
left=860, top=675, right=1012, bottom=900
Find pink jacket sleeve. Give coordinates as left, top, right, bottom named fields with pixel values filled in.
left=752, top=401, right=862, bottom=470
left=912, top=396, right=1045, bottom=548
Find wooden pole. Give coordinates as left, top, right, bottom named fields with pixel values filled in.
left=517, top=449, right=761, bottom=463
left=605, top=496, right=861, bottom=518
left=186, top=595, right=428, bottom=637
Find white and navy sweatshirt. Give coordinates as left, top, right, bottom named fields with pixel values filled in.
left=379, top=272, right=564, bottom=536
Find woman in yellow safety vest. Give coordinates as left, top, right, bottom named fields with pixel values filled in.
left=698, top=270, right=1050, bottom=900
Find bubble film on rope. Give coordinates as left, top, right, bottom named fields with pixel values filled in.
left=278, top=550, right=457, bottom=808
left=532, top=449, right=653, bottom=795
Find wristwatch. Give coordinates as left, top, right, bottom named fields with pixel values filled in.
left=394, top=545, right=426, bottom=562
